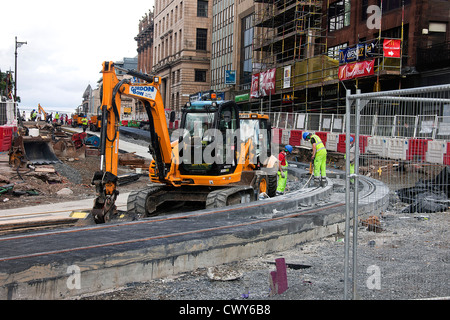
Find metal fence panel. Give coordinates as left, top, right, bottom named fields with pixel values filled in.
left=343, top=84, right=450, bottom=300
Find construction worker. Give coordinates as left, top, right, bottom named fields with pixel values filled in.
left=303, top=132, right=327, bottom=187
left=348, top=137, right=355, bottom=185
left=30, top=109, right=37, bottom=121
left=81, top=117, right=88, bottom=132
left=277, top=145, right=293, bottom=195
left=55, top=112, right=60, bottom=124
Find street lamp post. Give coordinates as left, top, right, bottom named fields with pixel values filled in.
left=14, top=36, right=27, bottom=102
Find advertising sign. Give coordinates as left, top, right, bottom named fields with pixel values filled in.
left=345, top=46, right=358, bottom=63
left=339, top=59, right=375, bottom=81
left=283, top=66, right=291, bottom=89
left=339, top=48, right=347, bottom=64
left=260, top=68, right=276, bottom=97
left=339, top=42, right=377, bottom=64
left=365, top=42, right=376, bottom=58
left=129, top=86, right=158, bottom=100
left=225, top=70, right=236, bottom=85
left=250, top=73, right=260, bottom=99
left=383, top=39, right=401, bottom=58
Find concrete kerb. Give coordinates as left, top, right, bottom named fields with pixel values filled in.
left=0, top=163, right=390, bottom=300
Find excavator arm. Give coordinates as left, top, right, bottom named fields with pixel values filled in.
left=90, top=62, right=277, bottom=224
left=91, top=61, right=173, bottom=223
left=38, top=104, right=47, bottom=120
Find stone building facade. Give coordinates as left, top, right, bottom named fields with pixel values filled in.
left=151, top=0, right=213, bottom=113
left=136, top=10, right=154, bottom=74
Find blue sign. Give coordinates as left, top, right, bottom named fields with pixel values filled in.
left=365, top=42, right=376, bottom=58
left=345, top=46, right=358, bottom=63
left=225, top=70, right=236, bottom=85
left=339, top=48, right=347, bottom=64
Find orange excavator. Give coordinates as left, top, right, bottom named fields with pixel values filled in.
left=91, top=62, right=278, bottom=224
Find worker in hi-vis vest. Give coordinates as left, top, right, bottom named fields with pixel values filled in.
left=277, top=145, right=293, bottom=195
left=346, top=137, right=355, bottom=185
left=303, top=132, right=327, bottom=187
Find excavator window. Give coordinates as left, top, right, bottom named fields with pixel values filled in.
left=240, top=116, right=272, bottom=164
left=179, top=100, right=240, bottom=175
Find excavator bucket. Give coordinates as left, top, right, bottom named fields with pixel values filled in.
left=53, top=139, right=86, bottom=159
left=10, top=136, right=61, bottom=167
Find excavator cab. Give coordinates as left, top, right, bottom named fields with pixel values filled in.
left=178, top=100, right=240, bottom=177
left=239, top=113, right=272, bottom=167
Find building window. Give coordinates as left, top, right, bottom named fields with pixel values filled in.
left=361, top=0, right=369, bottom=21
left=381, top=0, right=411, bottom=12
left=328, top=0, right=351, bottom=32
left=241, top=14, right=254, bottom=86
left=328, top=43, right=348, bottom=60
left=195, top=69, right=207, bottom=82
left=196, top=28, right=208, bottom=50
left=198, top=0, right=208, bottom=17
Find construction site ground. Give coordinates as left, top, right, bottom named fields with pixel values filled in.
left=0, top=126, right=448, bottom=301
left=84, top=210, right=449, bottom=301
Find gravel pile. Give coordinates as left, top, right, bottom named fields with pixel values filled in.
left=53, top=162, right=83, bottom=185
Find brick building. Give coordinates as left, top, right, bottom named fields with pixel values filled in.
left=242, top=0, right=450, bottom=114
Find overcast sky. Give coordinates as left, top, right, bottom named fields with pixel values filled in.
left=0, top=1, right=154, bottom=114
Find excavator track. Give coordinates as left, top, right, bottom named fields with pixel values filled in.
left=205, top=186, right=256, bottom=209
left=126, top=185, right=259, bottom=220
left=127, top=185, right=166, bottom=220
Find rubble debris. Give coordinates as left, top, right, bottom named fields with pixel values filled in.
left=56, top=188, right=74, bottom=196
left=206, top=265, right=243, bottom=281
left=119, top=153, right=145, bottom=166
left=360, top=216, right=383, bottom=233
left=0, top=174, right=10, bottom=184
left=0, top=184, right=14, bottom=195
left=397, top=167, right=450, bottom=213
left=34, top=165, right=56, bottom=173
left=118, top=173, right=141, bottom=186
left=25, top=171, right=63, bottom=184
left=12, top=189, right=39, bottom=197
left=118, top=153, right=150, bottom=171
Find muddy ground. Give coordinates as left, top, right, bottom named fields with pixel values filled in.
left=0, top=149, right=150, bottom=211
left=1, top=130, right=448, bottom=301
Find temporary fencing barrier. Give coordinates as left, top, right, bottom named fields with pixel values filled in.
left=342, top=84, right=450, bottom=300
left=0, top=126, right=14, bottom=152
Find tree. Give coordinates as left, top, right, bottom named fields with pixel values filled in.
left=0, top=71, right=19, bottom=102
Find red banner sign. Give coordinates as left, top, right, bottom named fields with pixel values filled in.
left=383, top=39, right=401, bottom=58
left=260, top=68, right=276, bottom=97
left=339, top=59, right=375, bottom=81
left=250, top=73, right=260, bottom=99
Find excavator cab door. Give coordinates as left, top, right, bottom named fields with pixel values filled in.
left=178, top=101, right=240, bottom=176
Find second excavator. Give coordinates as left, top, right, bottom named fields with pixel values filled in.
left=91, top=62, right=278, bottom=224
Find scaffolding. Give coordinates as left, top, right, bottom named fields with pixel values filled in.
left=252, top=0, right=335, bottom=113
